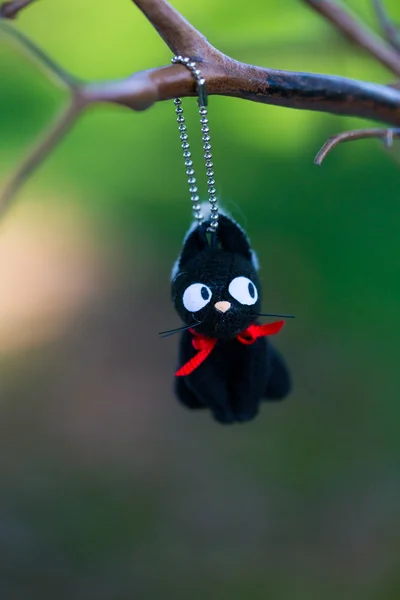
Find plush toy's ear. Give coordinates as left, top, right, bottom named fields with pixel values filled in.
left=178, top=222, right=208, bottom=268
left=217, top=215, right=253, bottom=261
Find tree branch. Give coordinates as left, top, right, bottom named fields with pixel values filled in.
left=303, top=0, right=400, bottom=77
left=0, top=21, right=78, bottom=88
left=373, top=0, right=400, bottom=53
left=3, top=0, right=400, bottom=211
left=0, top=21, right=84, bottom=207
left=132, top=0, right=216, bottom=58
left=314, top=127, right=400, bottom=164
left=80, top=64, right=400, bottom=125
left=0, top=98, right=83, bottom=217
left=0, top=0, right=36, bottom=19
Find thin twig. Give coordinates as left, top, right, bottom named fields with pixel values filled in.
left=303, top=0, right=400, bottom=76
left=0, top=21, right=78, bottom=88
left=0, top=98, right=84, bottom=216
left=314, top=127, right=400, bottom=164
left=0, top=19, right=82, bottom=212
left=3, top=0, right=400, bottom=212
left=3, top=2, right=400, bottom=122
left=373, top=0, right=400, bottom=53
left=0, top=0, right=36, bottom=19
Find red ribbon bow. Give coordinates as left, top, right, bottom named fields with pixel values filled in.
left=175, top=320, right=284, bottom=377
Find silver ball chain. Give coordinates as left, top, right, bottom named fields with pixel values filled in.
left=171, top=55, right=219, bottom=232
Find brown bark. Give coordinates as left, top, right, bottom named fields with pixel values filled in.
left=303, top=0, right=400, bottom=76
left=0, top=0, right=36, bottom=19
left=1, top=0, right=400, bottom=209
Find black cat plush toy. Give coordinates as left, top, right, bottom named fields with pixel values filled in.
left=170, top=212, right=291, bottom=424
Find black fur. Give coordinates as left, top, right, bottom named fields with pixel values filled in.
left=171, top=214, right=291, bottom=424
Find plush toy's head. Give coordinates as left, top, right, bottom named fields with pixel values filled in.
left=171, top=215, right=261, bottom=340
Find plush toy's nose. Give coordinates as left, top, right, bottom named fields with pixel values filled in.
left=214, top=301, right=231, bottom=313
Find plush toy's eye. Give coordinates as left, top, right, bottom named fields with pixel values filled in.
left=228, top=276, right=258, bottom=305
left=182, top=283, right=212, bottom=312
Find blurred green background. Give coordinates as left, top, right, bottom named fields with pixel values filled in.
left=1, top=0, right=400, bottom=598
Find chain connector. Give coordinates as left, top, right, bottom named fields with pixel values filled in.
left=172, top=56, right=217, bottom=232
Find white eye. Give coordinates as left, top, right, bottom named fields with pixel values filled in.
left=228, top=276, right=258, bottom=305
left=183, top=283, right=212, bottom=312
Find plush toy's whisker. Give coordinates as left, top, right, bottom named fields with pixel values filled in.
left=256, top=312, right=295, bottom=319
left=159, top=321, right=202, bottom=338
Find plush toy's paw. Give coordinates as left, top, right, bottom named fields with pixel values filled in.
left=212, top=408, right=236, bottom=424
left=264, top=346, right=291, bottom=401
left=212, top=407, right=259, bottom=424
left=175, top=378, right=206, bottom=410
left=235, top=409, right=259, bottom=423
